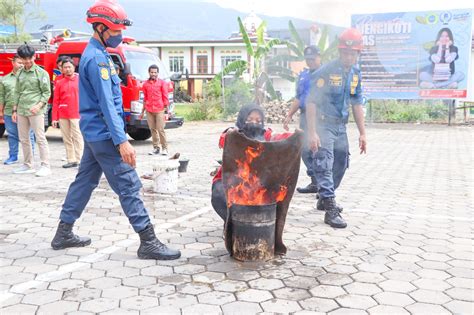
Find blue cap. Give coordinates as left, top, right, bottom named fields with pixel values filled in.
left=304, top=45, right=320, bottom=58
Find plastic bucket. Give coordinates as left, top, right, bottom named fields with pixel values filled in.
left=178, top=159, right=189, bottom=173
left=152, top=157, right=180, bottom=194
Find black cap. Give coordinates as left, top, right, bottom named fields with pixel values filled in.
left=304, top=45, right=320, bottom=58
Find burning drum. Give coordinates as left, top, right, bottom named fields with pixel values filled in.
left=229, top=203, right=276, bottom=261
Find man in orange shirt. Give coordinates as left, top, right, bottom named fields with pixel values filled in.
left=140, top=64, right=169, bottom=155
left=52, top=58, right=83, bottom=168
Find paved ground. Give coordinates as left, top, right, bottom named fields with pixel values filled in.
left=0, top=121, right=472, bottom=315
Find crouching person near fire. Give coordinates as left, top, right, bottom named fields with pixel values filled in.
left=211, top=104, right=291, bottom=221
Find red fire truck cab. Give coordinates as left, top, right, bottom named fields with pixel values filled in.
left=0, top=39, right=183, bottom=140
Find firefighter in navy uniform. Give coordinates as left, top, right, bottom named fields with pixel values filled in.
left=51, top=0, right=181, bottom=260
left=284, top=46, right=321, bottom=194
left=306, top=28, right=367, bottom=229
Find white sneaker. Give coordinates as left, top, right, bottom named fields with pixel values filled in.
left=13, top=165, right=36, bottom=174
left=161, top=149, right=168, bottom=156
left=35, top=165, right=52, bottom=177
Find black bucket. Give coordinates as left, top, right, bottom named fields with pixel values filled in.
left=178, top=159, right=189, bottom=173
left=229, top=203, right=276, bottom=261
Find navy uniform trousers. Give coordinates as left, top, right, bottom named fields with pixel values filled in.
left=313, top=121, right=350, bottom=199
left=60, top=139, right=150, bottom=232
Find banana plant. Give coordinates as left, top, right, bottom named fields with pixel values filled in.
left=212, top=16, right=282, bottom=103
left=266, top=21, right=338, bottom=82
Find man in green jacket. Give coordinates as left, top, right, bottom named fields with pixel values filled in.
left=12, top=44, right=52, bottom=177
left=0, top=55, right=36, bottom=165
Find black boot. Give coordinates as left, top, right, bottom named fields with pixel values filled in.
left=51, top=221, right=92, bottom=250
left=317, top=198, right=343, bottom=212
left=137, top=224, right=181, bottom=260
left=297, top=177, right=318, bottom=194
left=321, top=198, right=347, bottom=229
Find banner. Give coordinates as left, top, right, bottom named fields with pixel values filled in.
left=352, top=9, right=473, bottom=99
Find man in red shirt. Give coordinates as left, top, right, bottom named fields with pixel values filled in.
left=52, top=58, right=83, bottom=168
left=140, top=64, right=169, bottom=155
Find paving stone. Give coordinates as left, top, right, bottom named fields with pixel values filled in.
left=351, top=272, right=385, bottom=283
left=140, top=283, right=176, bottom=297
left=86, top=277, right=122, bottom=289
left=324, top=264, right=358, bottom=274
left=212, top=280, right=248, bottom=292
left=373, top=292, right=415, bottom=307
left=22, top=289, right=63, bottom=305
left=71, top=268, right=105, bottom=281
left=102, top=286, right=138, bottom=299
left=415, top=268, right=451, bottom=280
left=259, top=268, right=294, bottom=279
left=444, top=300, right=474, bottom=314
left=236, top=288, right=273, bottom=302
left=412, top=278, right=452, bottom=291
left=226, top=270, right=260, bottom=281
left=119, top=296, right=158, bottom=310
left=248, top=278, right=285, bottom=290
left=356, top=263, right=390, bottom=273
left=446, top=277, right=473, bottom=289
left=37, top=301, right=79, bottom=314
left=317, top=273, right=353, bottom=286
left=445, top=287, right=474, bottom=301
left=329, top=308, right=368, bottom=315
left=261, top=298, right=302, bottom=313
left=198, top=290, right=236, bottom=305
left=178, top=282, right=213, bottom=295
left=300, top=297, right=339, bottom=313
left=344, top=282, right=382, bottom=295
left=310, top=285, right=346, bottom=298
left=409, top=289, right=452, bottom=304
left=100, top=308, right=139, bottom=315
left=0, top=303, right=38, bottom=314
left=221, top=301, right=262, bottom=314
left=292, top=266, right=326, bottom=278
left=382, top=270, right=419, bottom=282
left=79, top=297, right=119, bottom=313
left=48, top=279, right=85, bottom=291
left=106, top=266, right=139, bottom=279
left=193, top=271, right=226, bottom=284
left=122, top=275, right=156, bottom=288
left=141, top=305, right=181, bottom=314
left=336, top=294, right=378, bottom=309
left=405, top=303, right=451, bottom=315
left=157, top=274, right=191, bottom=286
left=64, top=287, right=102, bottom=302
left=368, top=305, right=410, bottom=314
left=173, top=263, right=206, bottom=275
left=182, top=303, right=222, bottom=315
left=273, top=287, right=311, bottom=300
left=283, top=275, right=318, bottom=289
left=140, top=265, right=174, bottom=277
left=378, top=279, right=416, bottom=293
left=159, top=293, right=197, bottom=307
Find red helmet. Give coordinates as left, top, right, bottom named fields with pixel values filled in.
left=86, top=0, right=132, bottom=31
left=338, top=28, right=363, bottom=51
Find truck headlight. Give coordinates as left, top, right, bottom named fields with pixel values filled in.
left=131, top=101, right=143, bottom=114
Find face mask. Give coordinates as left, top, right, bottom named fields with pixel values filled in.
left=241, top=123, right=265, bottom=140
left=105, top=33, right=123, bottom=48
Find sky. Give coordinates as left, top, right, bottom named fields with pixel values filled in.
left=211, top=0, right=474, bottom=27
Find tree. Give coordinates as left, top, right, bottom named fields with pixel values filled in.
left=0, top=0, right=44, bottom=43
left=266, top=21, right=339, bottom=83
left=213, top=16, right=282, bottom=104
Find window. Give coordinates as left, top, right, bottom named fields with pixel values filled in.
left=169, top=56, right=184, bottom=72
left=197, top=55, right=208, bottom=74
left=221, top=55, right=242, bottom=70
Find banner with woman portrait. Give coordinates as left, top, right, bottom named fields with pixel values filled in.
left=352, top=9, right=473, bottom=99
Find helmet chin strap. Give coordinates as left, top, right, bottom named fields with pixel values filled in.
left=95, top=24, right=110, bottom=47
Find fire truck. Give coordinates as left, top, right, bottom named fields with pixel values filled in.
left=0, top=37, right=184, bottom=140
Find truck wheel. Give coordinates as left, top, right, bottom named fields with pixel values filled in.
left=128, top=128, right=151, bottom=141
left=0, top=124, right=5, bottom=138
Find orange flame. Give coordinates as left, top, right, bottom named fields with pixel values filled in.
left=227, top=145, right=288, bottom=206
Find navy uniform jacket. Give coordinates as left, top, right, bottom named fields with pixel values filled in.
left=295, top=68, right=315, bottom=112
left=79, top=38, right=127, bottom=146
left=307, top=59, right=363, bottom=122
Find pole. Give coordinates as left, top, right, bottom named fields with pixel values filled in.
left=221, top=74, right=225, bottom=112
